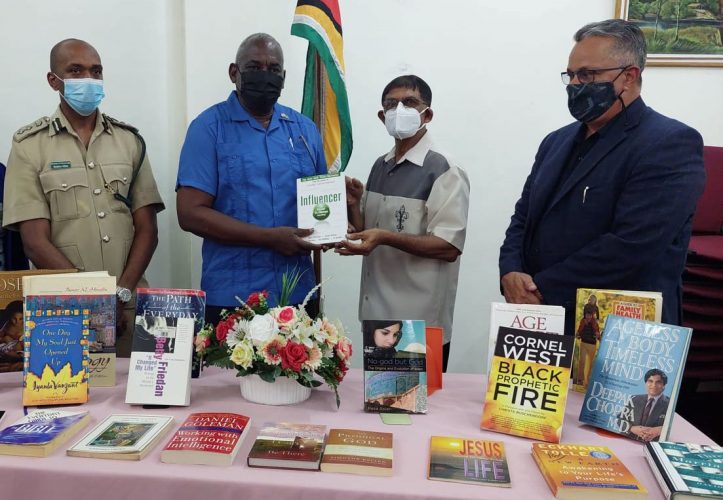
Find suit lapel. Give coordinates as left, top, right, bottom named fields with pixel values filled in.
left=544, top=98, right=647, bottom=214
left=526, top=127, right=580, bottom=232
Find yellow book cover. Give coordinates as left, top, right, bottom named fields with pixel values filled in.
left=480, top=327, right=574, bottom=443
left=531, top=443, right=647, bottom=499
left=572, top=289, right=662, bottom=393
left=428, top=436, right=510, bottom=487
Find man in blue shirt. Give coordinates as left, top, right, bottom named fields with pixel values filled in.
left=176, top=33, right=326, bottom=322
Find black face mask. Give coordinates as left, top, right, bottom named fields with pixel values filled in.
left=239, top=70, right=284, bottom=115
left=566, top=81, right=620, bottom=123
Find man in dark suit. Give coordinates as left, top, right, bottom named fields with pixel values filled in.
left=623, top=368, right=670, bottom=442
left=499, top=19, right=705, bottom=335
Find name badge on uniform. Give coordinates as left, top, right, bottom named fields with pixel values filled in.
left=50, top=161, right=71, bottom=170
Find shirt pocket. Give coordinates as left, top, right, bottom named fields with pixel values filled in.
left=216, top=143, right=248, bottom=216
left=38, top=168, right=91, bottom=221
left=99, top=162, right=133, bottom=212
left=288, top=137, right=318, bottom=178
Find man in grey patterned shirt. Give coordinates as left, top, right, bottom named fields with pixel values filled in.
left=337, top=75, right=470, bottom=371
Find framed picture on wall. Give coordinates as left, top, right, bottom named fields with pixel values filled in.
left=615, top=0, right=723, bottom=67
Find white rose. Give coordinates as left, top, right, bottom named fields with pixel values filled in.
left=247, top=314, right=278, bottom=346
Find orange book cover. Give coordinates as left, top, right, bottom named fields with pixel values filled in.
left=532, top=443, right=647, bottom=499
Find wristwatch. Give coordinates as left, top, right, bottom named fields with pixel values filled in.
left=116, top=286, right=132, bottom=304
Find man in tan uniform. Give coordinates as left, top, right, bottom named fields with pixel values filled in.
left=2, top=39, right=164, bottom=356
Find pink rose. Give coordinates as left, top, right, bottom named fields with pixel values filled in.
left=275, top=306, right=297, bottom=325
left=335, top=337, right=353, bottom=361
left=280, top=341, right=308, bottom=372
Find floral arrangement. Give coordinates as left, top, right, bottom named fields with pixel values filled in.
left=195, top=280, right=352, bottom=408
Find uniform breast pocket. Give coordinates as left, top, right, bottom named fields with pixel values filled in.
left=290, top=145, right=318, bottom=178
left=99, top=162, right=133, bottom=212
left=38, top=168, right=91, bottom=221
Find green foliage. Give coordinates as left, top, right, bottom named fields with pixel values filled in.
left=278, top=267, right=307, bottom=307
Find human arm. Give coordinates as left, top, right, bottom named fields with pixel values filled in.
left=335, top=229, right=460, bottom=261
left=176, top=187, right=318, bottom=256
left=18, top=219, right=75, bottom=269
left=499, top=136, right=552, bottom=304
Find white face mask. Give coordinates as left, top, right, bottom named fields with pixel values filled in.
left=384, top=102, right=428, bottom=139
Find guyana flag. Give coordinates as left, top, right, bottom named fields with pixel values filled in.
left=292, top=0, right=352, bottom=173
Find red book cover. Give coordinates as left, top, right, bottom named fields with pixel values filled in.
left=160, top=412, right=250, bottom=466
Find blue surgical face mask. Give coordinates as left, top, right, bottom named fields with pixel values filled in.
left=56, top=75, right=105, bottom=116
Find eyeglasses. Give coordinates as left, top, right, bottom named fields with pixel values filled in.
left=382, top=96, right=426, bottom=111
left=560, top=66, right=630, bottom=85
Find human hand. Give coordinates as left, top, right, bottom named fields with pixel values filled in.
left=345, top=176, right=364, bottom=207
left=640, top=426, right=662, bottom=442
left=501, top=272, right=543, bottom=304
left=334, top=229, right=385, bottom=256
left=269, top=227, right=321, bottom=256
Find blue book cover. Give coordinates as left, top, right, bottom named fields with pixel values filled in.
left=22, top=300, right=90, bottom=406
left=579, top=315, right=691, bottom=442
left=363, top=319, right=427, bottom=414
left=0, top=409, right=89, bottom=445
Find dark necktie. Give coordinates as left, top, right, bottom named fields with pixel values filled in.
left=641, top=397, right=655, bottom=426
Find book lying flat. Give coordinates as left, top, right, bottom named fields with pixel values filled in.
left=645, top=441, right=723, bottom=499
left=161, top=412, right=251, bottom=466
left=532, top=443, right=647, bottom=499
left=247, top=422, right=326, bottom=470
left=67, top=414, right=174, bottom=461
left=320, top=428, right=393, bottom=477
left=428, top=436, right=510, bottom=487
left=0, top=409, right=90, bottom=457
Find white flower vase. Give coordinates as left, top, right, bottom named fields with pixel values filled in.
left=239, top=374, right=311, bottom=405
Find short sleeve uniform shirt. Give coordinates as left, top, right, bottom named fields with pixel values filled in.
left=176, top=92, right=326, bottom=306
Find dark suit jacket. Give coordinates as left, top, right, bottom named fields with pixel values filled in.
left=627, top=393, right=670, bottom=429
left=499, top=98, right=705, bottom=333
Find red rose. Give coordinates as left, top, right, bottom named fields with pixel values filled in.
left=216, top=318, right=233, bottom=343
left=280, top=341, right=308, bottom=372
left=247, top=292, right=261, bottom=307
left=336, top=359, right=349, bottom=382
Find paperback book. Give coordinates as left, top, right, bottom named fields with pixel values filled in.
left=23, top=271, right=116, bottom=387
left=579, top=315, right=691, bottom=442
left=320, top=428, right=393, bottom=477
left=67, top=414, right=174, bottom=461
left=0, top=409, right=90, bottom=457
left=481, top=326, right=574, bottom=443
left=125, top=288, right=205, bottom=406
left=645, top=441, right=723, bottom=499
left=572, top=288, right=662, bottom=393
left=22, top=279, right=93, bottom=406
left=363, top=320, right=427, bottom=414
left=0, top=269, right=76, bottom=373
left=247, top=422, right=326, bottom=470
left=428, top=436, right=511, bottom=487
left=532, top=443, right=647, bottom=499
left=161, top=412, right=251, bottom=466
left=296, top=173, right=347, bottom=245
left=487, top=302, right=565, bottom=371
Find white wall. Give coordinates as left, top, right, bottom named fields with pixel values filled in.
left=2, top=0, right=722, bottom=373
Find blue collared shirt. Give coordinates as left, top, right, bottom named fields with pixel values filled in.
left=177, top=92, right=326, bottom=306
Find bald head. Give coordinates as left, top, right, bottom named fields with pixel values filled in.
left=235, top=33, right=283, bottom=68
left=50, top=39, right=100, bottom=74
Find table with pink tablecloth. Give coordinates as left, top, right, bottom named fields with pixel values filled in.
left=0, top=360, right=715, bottom=500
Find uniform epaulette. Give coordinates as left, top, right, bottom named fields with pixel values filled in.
left=102, top=113, right=139, bottom=134
left=13, top=117, right=51, bottom=142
